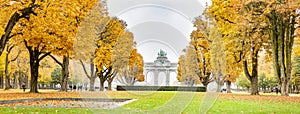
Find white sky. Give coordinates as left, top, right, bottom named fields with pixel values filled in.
left=107, top=0, right=209, bottom=63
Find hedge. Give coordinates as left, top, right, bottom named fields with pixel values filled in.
left=116, top=85, right=206, bottom=92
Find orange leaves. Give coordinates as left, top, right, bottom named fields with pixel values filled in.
left=178, top=16, right=214, bottom=85
left=128, top=49, right=144, bottom=82
left=94, top=43, right=112, bottom=70
left=93, top=16, right=143, bottom=85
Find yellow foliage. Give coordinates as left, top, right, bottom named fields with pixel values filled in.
left=0, top=51, right=5, bottom=74
left=208, top=0, right=276, bottom=83
left=177, top=46, right=201, bottom=84
left=112, top=31, right=135, bottom=71
left=74, top=1, right=109, bottom=61
left=94, top=43, right=112, bottom=69
left=8, top=0, right=98, bottom=56
left=94, top=17, right=126, bottom=72
left=129, top=49, right=144, bottom=81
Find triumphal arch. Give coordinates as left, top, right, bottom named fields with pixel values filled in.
left=144, top=50, right=177, bottom=86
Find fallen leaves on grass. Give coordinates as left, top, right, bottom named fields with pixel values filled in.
left=218, top=94, right=300, bottom=103
left=0, top=100, right=121, bottom=109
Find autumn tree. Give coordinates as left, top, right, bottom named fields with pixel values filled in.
left=94, top=17, right=126, bottom=91
left=8, top=0, right=98, bottom=93
left=190, top=31, right=211, bottom=87
left=177, top=46, right=201, bottom=86
left=209, top=27, right=237, bottom=93
left=111, top=30, right=134, bottom=87
left=11, top=45, right=30, bottom=89
left=194, top=11, right=242, bottom=93
left=0, top=0, right=39, bottom=55
left=46, top=0, right=99, bottom=92
left=0, top=54, right=4, bottom=88
left=292, top=17, right=300, bottom=93
left=4, top=42, right=21, bottom=90
left=208, top=0, right=270, bottom=95
left=264, top=0, right=300, bottom=96
left=116, top=48, right=145, bottom=86
left=74, top=2, right=109, bottom=91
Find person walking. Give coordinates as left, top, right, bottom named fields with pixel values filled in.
left=275, top=87, right=279, bottom=95
left=21, top=83, right=26, bottom=92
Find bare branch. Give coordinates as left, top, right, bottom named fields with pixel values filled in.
left=39, top=52, right=51, bottom=61
left=8, top=33, right=23, bottom=38
left=79, top=60, right=91, bottom=79
left=49, top=54, right=62, bottom=66
left=8, top=49, right=22, bottom=64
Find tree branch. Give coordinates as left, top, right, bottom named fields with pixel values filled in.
left=8, top=33, right=23, bottom=38
left=8, top=49, right=22, bottom=64
left=104, top=66, right=113, bottom=80
left=0, top=1, right=38, bottom=55
left=38, top=52, right=51, bottom=62
left=234, top=51, right=243, bottom=63
left=24, top=40, right=29, bottom=48
left=79, top=60, right=91, bottom=79
left=243, top=60, right=251, bottom=80
left=7, top=45, right=14, bottom=54
left=49, top=54, right=62, bottom=66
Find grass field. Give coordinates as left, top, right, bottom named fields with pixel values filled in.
left=0, top=89, right=299, bottom=113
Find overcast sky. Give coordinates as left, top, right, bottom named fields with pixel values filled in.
left=107, top=0, right=210, bottom=63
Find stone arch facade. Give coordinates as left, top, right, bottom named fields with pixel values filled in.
left=144, top=50, right=177, bottom=86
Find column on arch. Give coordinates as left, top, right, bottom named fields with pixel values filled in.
left=154, top=70, right=159, bottom=86
left=144, top=69, right=148, bottom=82
left=166, top=69, right=170, bottom=86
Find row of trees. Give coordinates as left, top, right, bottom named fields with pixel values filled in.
left=0, top=0, right=144, bottom=93
left=75, top=4, right=144, bottom=91
left=178, top=0, right=300, bottom=96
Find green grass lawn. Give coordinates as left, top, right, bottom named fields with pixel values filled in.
left=0, top=91, right=300, bottom=114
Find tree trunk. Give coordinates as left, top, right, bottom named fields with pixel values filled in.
left=0, top=71, right=3, bottom=88
left=243, top=49, right=259, bottom=95
left=250, top=76, right=259, bottom=95
left=97, top=67, right=113, bottom=91
left=0, top=13, right=20, bottom=55
left=13, top=72, right=18, bottom=89
left=250, top=50, right=259, bottom=95
left=29, top=50, right=40, bottom=93
left=100, top=79, right=105, bottom=91
left=107, top=79, right=112, bottom=90
left=79, top=59, right=97, bottom=91
left=61, top=56, right=69, bottom=92
left=4, top=52, right=10, bottom=90
left=203, top=82, right=209, bottom=89
left=128, top=77, right=135, bottom=86
left=89, top=76, right=96, bottom=91
left=25, top=41, right=50, bottom=93
left=267, top=10, right=296, bottom=96
left=107, top=72, right=117, bottom=90
left=226, top=80, right=232, bottom=93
